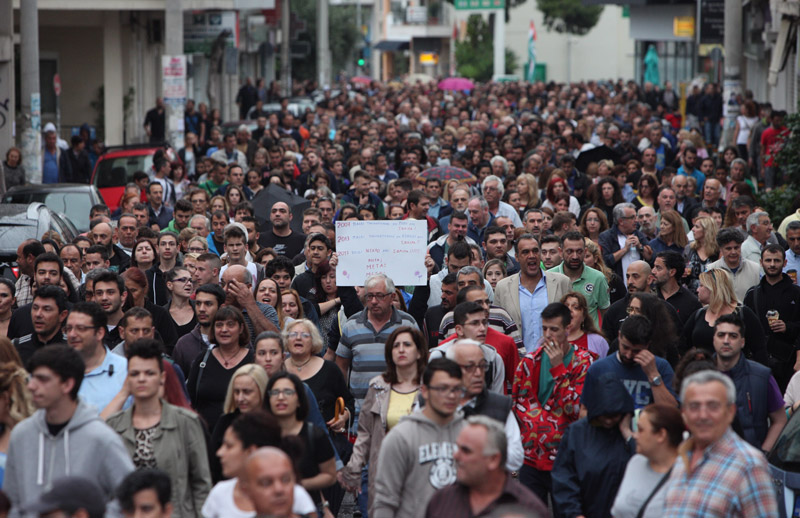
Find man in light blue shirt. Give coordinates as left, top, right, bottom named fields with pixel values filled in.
left=783, top=221, right=800, bottom=284
left=65, top=302, right=128, bottom=413
left=519, top=273, right=549, bottom=350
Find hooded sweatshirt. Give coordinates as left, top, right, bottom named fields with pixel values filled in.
left=552, top=373, right=635, bottom=518
left=4, top=399, right=135, bottom=516
left=372, top=410, right=464, bottom=518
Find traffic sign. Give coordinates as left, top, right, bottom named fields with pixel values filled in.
left=53, top=73, right=61, bottom=97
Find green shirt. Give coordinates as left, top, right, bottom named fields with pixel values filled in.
left=547, top=263, right=610, bottom=326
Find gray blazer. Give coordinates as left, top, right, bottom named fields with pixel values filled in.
left=493, top=271, right=572, bottom=330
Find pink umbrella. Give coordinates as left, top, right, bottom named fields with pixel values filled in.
left=351, top=76, right=373, bottom=85
left=438, top=77, right=475, bottom=91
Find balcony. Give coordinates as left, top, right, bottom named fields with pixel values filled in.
left=386, top=1, right=453, bottom=39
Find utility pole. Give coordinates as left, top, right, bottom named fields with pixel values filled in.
left=492, top=10, right=504, bottom=80
left=20, top=0, right=41, bottom=183
left=164, top=0, right=185, bottom=149
left=281, top=0, right=291, bottom=96
left=720, top=0, right=742, bottom=151
left=317, top=0, right=331, bottom=88
left=0, top=0, right=14, bottom=162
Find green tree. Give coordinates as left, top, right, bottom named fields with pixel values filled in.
left=292, top=0, right=362, bottom=81
left=455, top=15, right=519, bottom=81
left=536, top=0, right=603, bottom=35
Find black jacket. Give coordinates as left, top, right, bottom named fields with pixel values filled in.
left=552, top=374, right=635, bottom=518
left=744, top=274, right=800, bottom=361
left=598, top=225, right=650, bottom=280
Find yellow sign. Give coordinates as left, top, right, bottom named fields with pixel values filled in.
left=673, top=16, right=695, bottom=38
left=420, top=53, right=439, bottom=65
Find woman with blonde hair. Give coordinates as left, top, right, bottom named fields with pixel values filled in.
left=683, top=216, right=719, bottom=294
left=682, top=269, right=767, bottom=363
left=649, top=210, right=688, bottom=255
left=515, top=173, right=540, bottom=209
left=209, top=363, right=270, bottom=482
left=0, top=361, right=33, bottom=486
left=584, top=239, right=626, bottom=304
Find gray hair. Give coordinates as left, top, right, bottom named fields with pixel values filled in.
left=465, top=415, right=508, bottom=467
left=612, top=202, right=636, bottom=223
left=489, top=156, right=508, bottom=175
left=457, top=265, right=484, bottom=284
left=283, top=318, right=325, bottom=355
left=787, top=221, right=800, bottom=233
left=365, top=273, right=395, bottom=294
left=469, top=195, right=489, bottom=210
left=85, top=267, right=111, bottom=283
left=190, top=214, right=211, bottom=231
left=445, top=338, right=483, bottom=362
left=745, top=211, right=768, bottom=235
left=482, top=175, right=505, bottom=196
left=731, top=158, right=748, bottom=171
left=680, top=370, right=736, bottom=405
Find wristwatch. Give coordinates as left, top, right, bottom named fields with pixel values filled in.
left=650, top=375, right=662, bottom=387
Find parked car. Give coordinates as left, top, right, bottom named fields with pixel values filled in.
left=91, top=142, right=169, bottom=211
left=0, top=203, right=78, bottom=280
left=2, top=183, right=104, bottom=233
left=768, top=409, right=800, bottom=517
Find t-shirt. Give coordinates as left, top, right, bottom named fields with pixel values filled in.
left=259, top=230, right=307, bottom=258
left=582, top=352, right=676, bottom=409
left=611, top=454, right=671, bottom=518
left=201, top=478, right=316, bottom=518
left=387, top=389, right=418, bottom=430
left=297, top=422, right=336, bottom=504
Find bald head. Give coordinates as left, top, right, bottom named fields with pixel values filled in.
left=241, top=447, right=295, bottom=517
left=625, top=261, right=651, bottom=293
left=446, top=339, right=483, bottom=363
left=91, top=222, right=114, bottom=247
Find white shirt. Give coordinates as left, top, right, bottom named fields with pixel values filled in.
left=202, top=478, right=316, bottom=518
left=617, top=231, right=641, bottom=286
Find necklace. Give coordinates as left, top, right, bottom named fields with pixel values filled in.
left=217, top=347, right=242, bottom=367
left=291, top=357, right=312, bottom=371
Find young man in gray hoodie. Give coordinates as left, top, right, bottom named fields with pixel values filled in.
left=372, top=358, right=466, bottom=518
left=4, top=344, right=134, bottom=517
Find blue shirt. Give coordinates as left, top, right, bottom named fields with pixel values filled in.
left=43, top=149, right=59, bottom=184
left=677, top=165, right=706, bottom=195
left=428, top=197, right=448, bottom=220
left=582, top=352, right=676, bottom=409
left=79, top=347, right=129, bottom=414
left=519, top=275, right=548, bottom=353
left=784, top=249, right=800, bottom=284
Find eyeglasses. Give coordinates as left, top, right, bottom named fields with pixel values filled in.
left=626, top=306, right=641, bottom=315
left=459, top=361, right=489, bottom=374
left=188, top=247, right=206, bottom=253
left=65, top=324, right=98, bottom=333
left=365, top=292, right=391, bottom=301
left=428, top=385, right=467, bottom=397
left=268, top=388, right=297, bottom=398
left=172, top=277, right=192, bottom=284
left=288, top=332, right=311, bottom=339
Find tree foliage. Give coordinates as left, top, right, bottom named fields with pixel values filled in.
left=292, top=0, right=362, bottom=81
left=761, top=109, right=800, bottom=226
left=536, top=0, right=604, bottom=36
left=455, top=15, right=519, bottom=82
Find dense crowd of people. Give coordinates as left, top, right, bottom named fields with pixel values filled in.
left=0, top=76, right=797, bottom=518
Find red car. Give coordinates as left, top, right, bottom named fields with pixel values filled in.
left=91, top=143, right=169, bottom=211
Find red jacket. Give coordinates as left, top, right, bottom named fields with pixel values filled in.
left=440, top=327, right=519, bottom=394
left=513, top=345, right=594, bottom=471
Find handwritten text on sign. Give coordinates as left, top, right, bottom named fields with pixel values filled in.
left=335, top=220, right=427, bottom=286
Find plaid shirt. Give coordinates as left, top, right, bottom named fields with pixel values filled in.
left=663, top=429, right=778, bottom=517
left=15, top=274, right=33, bottom=307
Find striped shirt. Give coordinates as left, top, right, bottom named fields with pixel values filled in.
left=438, top=306, right=523, bottom=351
left=336, top=307, right=418, bottom=404
left=663, top=429, right=778, bottom=517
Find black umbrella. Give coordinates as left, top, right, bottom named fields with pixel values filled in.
left=251, top=183, right=310, bottom=236
left=575, top=145, right=621, bottom=174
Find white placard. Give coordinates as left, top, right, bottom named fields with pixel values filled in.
left=335, top=220, right=428, bottom=286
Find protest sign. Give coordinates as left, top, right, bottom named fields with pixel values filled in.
left=335, top=220, right=427, bottom=286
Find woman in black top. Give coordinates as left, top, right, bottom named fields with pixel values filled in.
left=187, top=306, right=254, bottom=432
left=266, top=371, right=336, bottom=508
left=682, top=269, right=767, bottom=364
left=165, top=267, right=197, bottom=338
